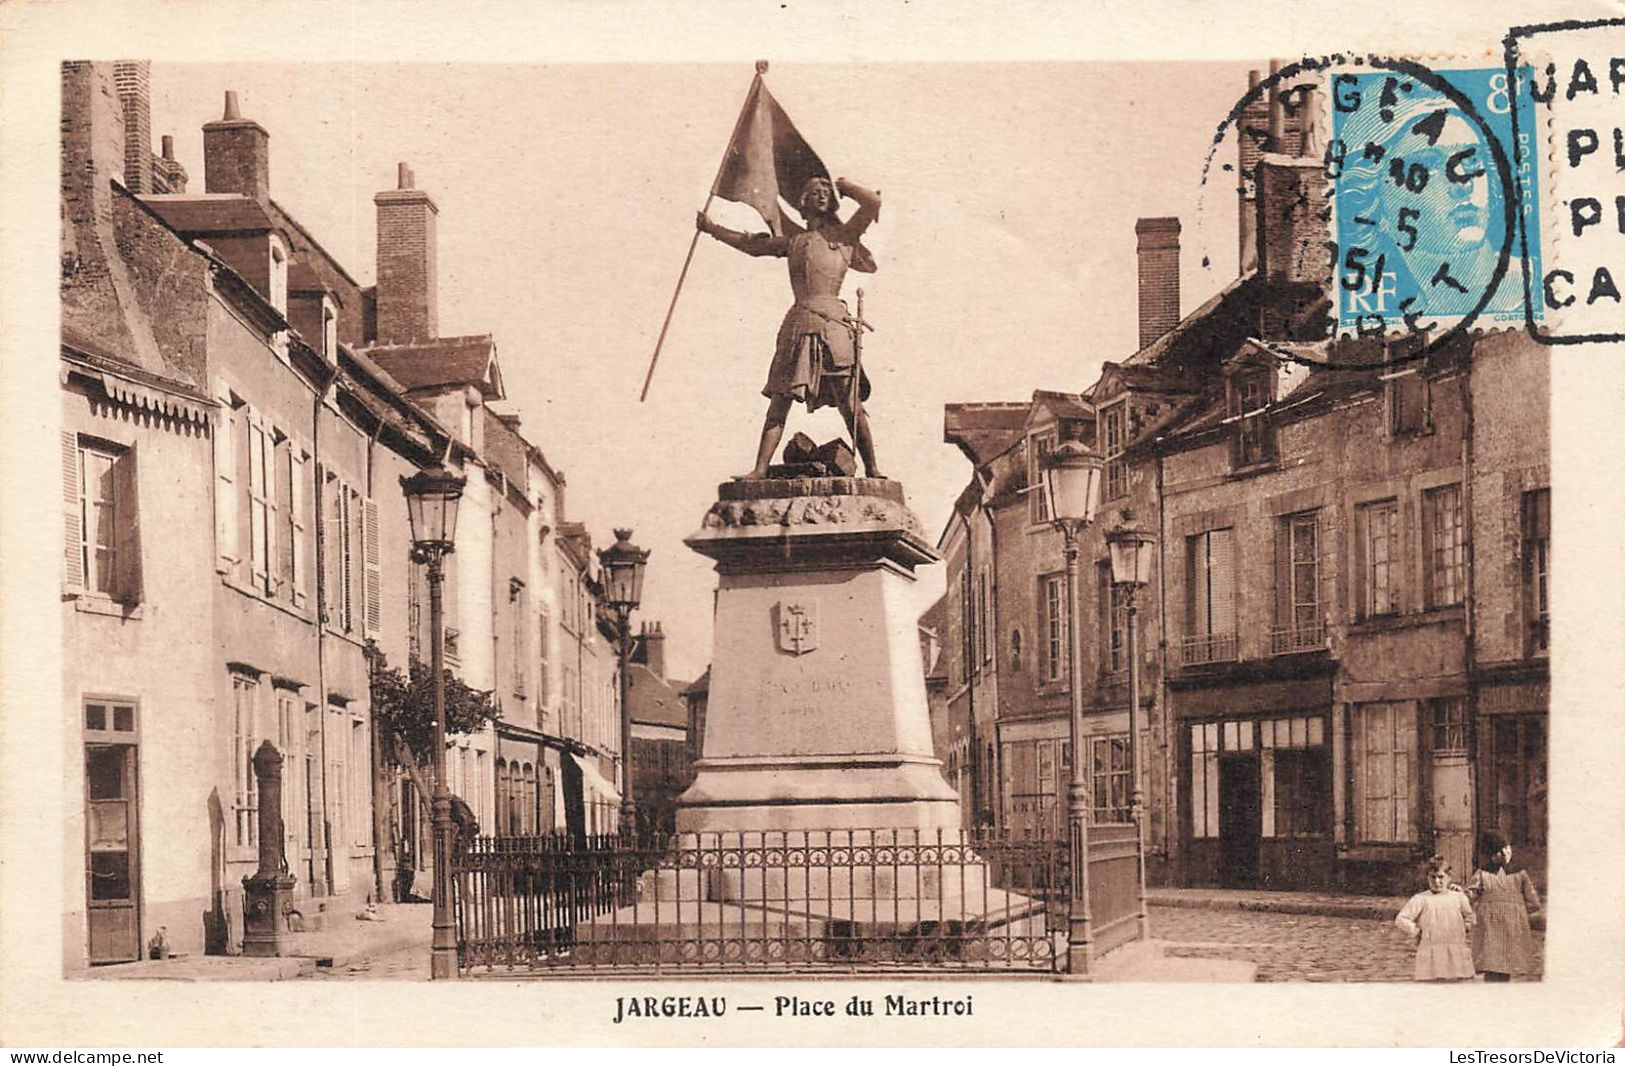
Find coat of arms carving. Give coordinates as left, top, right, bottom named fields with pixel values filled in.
left=774, top=600, right=818, bottom=655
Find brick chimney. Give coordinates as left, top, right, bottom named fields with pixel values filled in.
left=154, top=134, right=189, bottom=194
left=112, top=61, right=151, bottom=194
left=1135, top=216, right=1181, bottom=349
left=203, top=91, right=269, bottom=202
left=373, top=162, right=439, bottom=344
left=1256, top=158, right=1330, bottom=341
left=638, top=621, right=666, bottom=681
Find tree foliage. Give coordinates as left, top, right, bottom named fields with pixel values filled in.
left=367, top=643, right=500, bottom=771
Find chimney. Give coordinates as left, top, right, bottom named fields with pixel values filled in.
left=1135, top=217, right=1181, bottom=349
left=1256, top=158, right=1330, bottom=341
left=373, top=162, right=439, bottom=343
left=639, top=621, right=667, bottom=681
left=155, top=134, right=189, bottom=194
left=1238, top=68, right=1265, bottom=273
left=112, top=61, right=151, bottom=194
left=203, top=90, right=270, bottom=202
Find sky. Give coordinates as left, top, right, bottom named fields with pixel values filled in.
left=150, top=61, right=1255, bottom=682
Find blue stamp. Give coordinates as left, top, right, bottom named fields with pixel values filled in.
left=1330, top=66, right=1541, bottom=335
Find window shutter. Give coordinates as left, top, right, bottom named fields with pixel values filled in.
left=63, top=432, right=84, bottom=590
left=290, top=452, right=308, bottom=606
left=263, top=432, right=280, bottom=597
left=1273, top=518, right=1291, bottom=629
left=1187, top=536, right=1207, bottom=636
left=363, top=497, right=381, bottom=638
left=276, top=442, right=294, bottom=596
left=213, top=396, right=238, bottom=574
left=1209, top=529, right=1236, bottom=635
left=1354, top=506, right=1370, bottom=619
left=320, top=469, right=343, bottom=625
left=112, top=447, right=142, bottom=605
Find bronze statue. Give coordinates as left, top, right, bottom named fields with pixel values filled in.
left=697, top=175, right=883, bottom=479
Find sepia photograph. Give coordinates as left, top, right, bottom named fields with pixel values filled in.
left=5, top=0, right=1625, bottom=1050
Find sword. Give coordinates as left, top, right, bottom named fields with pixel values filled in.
left=844, top=287, right=874, bottom=426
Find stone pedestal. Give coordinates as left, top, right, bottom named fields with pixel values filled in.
left=676, top=477, right=961, bottom=835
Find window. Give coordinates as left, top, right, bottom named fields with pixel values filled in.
left=510, top=580, right=528, bottom=698
left=1356, top=499, right=1401, bottom=618
left=1522, top=489, right=1550, bottom=655
left=1027, top=429, right=1057, bottom=524
left=1183, top=529, right=1237, bottom=664
left=1429, top=697, right=1469, bottom=754
left=1098, top=562, right=1128, bottom=674
left=319, top=470, right=378, bottom=635
left=1229, top=372, right=1274, bottom=467
left=276, top=691, right=303, bottom=864
left=231, top=675, right=260, bottom=849
left=1004, top=738, right=1064, bottom=836
left=326, top=702, right=348, bottom=856
left=977, top=571, right=991, bottom=666
left=1261, top=715, right=1330, bottom=838
left=537, top=606, right=552, bottom=713
left=1386, top=362, right=1430, bottom=436
left=1355, top=701, right=1417, bottom=843
left=63, top=435, right=141, bottom=604
left=350, top=717, right=368, bottom=848
left=1189, top=722, right=1221, bottom=839
left=268, top=236, right=288, bottom=315
left=1101, top=400, right=1128, bottom=501
left=321, top=299, right=338, bottom=360
left=1040, top=573, right=1067, bottom=684
left=957, top=566, right=974, bottom=685
left=1423, top=484, right=1464, bottom=608
left=1009, top=628, right=1023, bottom=672
left=1090, top=736, right=1131, bottom=823
left=1272, top=512, right=1322, bottom=653
left=1488, top=715, right=1546, bottom=850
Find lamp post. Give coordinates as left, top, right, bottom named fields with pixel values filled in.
left=599, top=528, right=649, bottom=838
left=1042, top=439, right=1103, bottom=976
left=1107, top=517, right=1157, bottom=942
left=400, top=462, right=466, bottom=980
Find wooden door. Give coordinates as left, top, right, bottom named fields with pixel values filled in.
left=84, top=710, right=141, bottom=964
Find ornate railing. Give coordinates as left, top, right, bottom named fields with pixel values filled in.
left=453, top=828, right=1068, bottom=976
left=1269, top=620, right=1326, bottom=655
left=1179, top=632, right=1238, bottom=666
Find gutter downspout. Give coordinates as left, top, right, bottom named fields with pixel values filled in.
left=311, top=372, right=336, bottom=898
left=962, top=504, right=978, bottom=827
left=1460, top=357, right=1479, bottom=856
left=1155, top=445, right=1174, bottom=872
left=363, top=412, right=386, bottom=903
left=981, top=468, right=1001, bottom=832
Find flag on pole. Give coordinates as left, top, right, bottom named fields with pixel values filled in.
left=713, top=78, right=828, bottom=237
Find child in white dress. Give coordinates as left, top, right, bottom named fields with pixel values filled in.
left=1395, top=855, right=1476, bottom=981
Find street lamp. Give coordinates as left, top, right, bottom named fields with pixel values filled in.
left=598, top=528, right=649, bottom=838
left=1107, top=516, right=1156, bottom=941
left=1042, top=438, right=1103, bottom=976
left=400, top=462, right=466, bottom=981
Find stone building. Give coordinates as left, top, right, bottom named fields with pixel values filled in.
left=60, top=62, right=628, bottom=966
left=931, top=71, right=1550, bottom=895
left=626, top=622, right=695, bottom=837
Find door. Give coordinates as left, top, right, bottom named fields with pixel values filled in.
left=84, top=731, right=140, bottom=964
left=1218, top=754, right=1261, bottom=888
left=1432, top=756, right=1474, bottom=883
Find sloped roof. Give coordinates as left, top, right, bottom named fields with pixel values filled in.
left=141, top=194, right=273, bottom=234
left=943, top=402, right=1029, bottom=466
left=361, top=334, right=505, bottom=399
left=629, top=664, right=689, bottom=729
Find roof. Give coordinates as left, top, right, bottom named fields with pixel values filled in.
left=1029, top=389, right=1091, bottom=420
left=361, top=334, right=505, bottom=399
left=629, top=664, right=689, bottom=728
left=943, top=402, right=1030, bottom=466
left=140, top=194, right=273, bottom=234
left=682, top=668, right=710, bottom=698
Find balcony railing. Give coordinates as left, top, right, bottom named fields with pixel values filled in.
left=1179, top=632, right=1238, bottom=666
left=1269, top=620, right=1327, bottom=656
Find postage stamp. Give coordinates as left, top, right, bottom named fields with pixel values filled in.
left=1327, top=61, right=1540, bottom=338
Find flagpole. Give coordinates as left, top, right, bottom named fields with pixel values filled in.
left=639, top=62, right=768, bottom=403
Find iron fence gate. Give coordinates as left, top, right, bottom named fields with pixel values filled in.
left=453, top=828, right=1068, bottom=976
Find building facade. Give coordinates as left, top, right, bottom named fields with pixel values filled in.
left=61, top=62, right=629, bottom=968
left=931, top=72, right=1550, bottom=895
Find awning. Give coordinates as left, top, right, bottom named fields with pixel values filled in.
left=570, top=751, right=622, bottom=806
left=99, top=370, right=215, bottom=427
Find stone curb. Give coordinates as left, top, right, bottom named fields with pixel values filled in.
left=1147, top=891, right=1404, bottom=921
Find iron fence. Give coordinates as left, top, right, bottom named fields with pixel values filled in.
left=453, top=828, right=1068, bottom=976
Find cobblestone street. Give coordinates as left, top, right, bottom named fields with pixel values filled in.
left=301, top=945, right=431, bottom=981
left=1149, top=905, right=1546, bottom=983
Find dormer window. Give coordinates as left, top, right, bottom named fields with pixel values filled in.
left=321, top=297, right=338, bottom=361
left=1384, top=346, right=1431, bottom=437
left=1027, top=427, right=1058, bottom=524
left=1228, top=370, right=1275, bottom=468
left=1100, top=399, right=1128, bottom=500
left=268, top=235, right=289, bottom=316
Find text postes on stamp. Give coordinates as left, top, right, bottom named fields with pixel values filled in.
left=1328, top=63, right=1537, bottom=341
